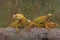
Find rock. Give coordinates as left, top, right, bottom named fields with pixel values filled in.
left=0, top=27, right=48, bottom=40
left=0, top=34, right=5, bottom=40
left=1, top=27, right=60, bottom=40
left=47, top=28, right=60, bottom=40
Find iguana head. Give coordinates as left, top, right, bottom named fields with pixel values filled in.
left=13, top=13, right=26, bottom=20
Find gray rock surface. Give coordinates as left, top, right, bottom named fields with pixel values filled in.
left=47, top=28, right=60, bottom=40
left=0, top=27, right=60, bottom=40
left=0, top=27, right=48, bottom=40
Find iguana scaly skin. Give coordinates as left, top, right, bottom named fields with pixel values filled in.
left=32, top=14, right=52, bottom=28
left=45, top=22, right=58, bottom=30
left=8, top=13, right=30, bottom=32
left=24, top=14, right=52, bottom=31
left=23, top=13, right=58, bottom=31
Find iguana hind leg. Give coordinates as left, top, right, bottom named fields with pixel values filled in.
left=45, top=23, right=51, bottom=30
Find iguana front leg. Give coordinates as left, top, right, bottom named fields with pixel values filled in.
left=15, top=25, right=19, bottom=33
left=45, top=23, right=50, bottom=30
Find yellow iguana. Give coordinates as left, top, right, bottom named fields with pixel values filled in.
left=32, top=13, right=52, bottom=28
left=8, top=13, right=30, bottom=32
left=24, top=13, right=52, bottom=30
left=25, top=13, right=58, bottom=31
